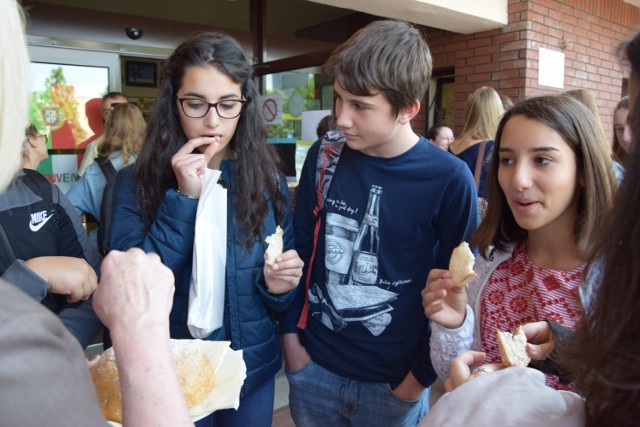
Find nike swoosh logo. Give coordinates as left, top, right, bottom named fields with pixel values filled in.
left=29, top=214, right=54, bottom=232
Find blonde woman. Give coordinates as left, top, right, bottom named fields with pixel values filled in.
left=67, top=102, right=145, bottom=224
left=448, top=86, right=505, bottom=198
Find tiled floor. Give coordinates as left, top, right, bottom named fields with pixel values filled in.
left=272, top=406, right=294, bottom=427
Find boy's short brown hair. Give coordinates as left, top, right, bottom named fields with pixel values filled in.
left=322, top=20, right=432, bottom=116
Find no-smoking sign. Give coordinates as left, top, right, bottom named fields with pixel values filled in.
left=259, top=95, right=283, bottom=125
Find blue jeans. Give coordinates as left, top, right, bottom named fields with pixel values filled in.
left=195, top=376, right=275, bottom=427
left=286, top=360, right=429, bottom=427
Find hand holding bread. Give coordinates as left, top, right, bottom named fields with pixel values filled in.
left=422, top=268, right=468, bottom=329
left=263, top=226, right=304, bottom=295
left=265, top=225, right=284, bottom=265
left=422, top=242, right=476, bottom=328
left=449, top=242, right=477, bottom=288
left=91, top=249, right=193, bottom=427
left=496, top=326, right=531, bottom=367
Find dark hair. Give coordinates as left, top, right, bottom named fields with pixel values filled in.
left=316, top=114, right=337, bottom=138
left=472, top=95, right=616, bottom=258
left=560, top=30, right=640, bottom=427
left=25, top=123, right=38, bottom=138
left=134, top=31, right=286, bottom=248
left=322, top=20, right=432, bottom=116
left=427, top=125, right=447, bottom=141
left=100, top=91, right=128, bottom=111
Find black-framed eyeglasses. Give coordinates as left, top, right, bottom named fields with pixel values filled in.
left=177, top=97, right=246, bottom=119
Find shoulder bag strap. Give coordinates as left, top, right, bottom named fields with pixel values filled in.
left=297, top=131, right=346, bottom=330
left=473, top=140, right=488, bottom=192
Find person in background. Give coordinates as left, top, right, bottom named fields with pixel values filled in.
left=612, top=96, right=633, bottom=167
left=22, top=123, right=48, bottom=170
left=2, top=156, right=102, bottom=347
left=424, top=95, right=616, bottom=391
left=110, top=31, right=303, bottom=427
left=78, top=91, right=129, bottom=176
left=67, top=102, right=145, bottom=230
left=280, top=20, right=477, bottom=426
left=421, top=29, right=640, bottom=427
left=427, top=124, right=455, bottom=150
left=316, top=113, right=338, bottom=138
left=448, top=86, right=505, bottom=199
left=499, top=93, right=513, bottom=111
left=562, top=88, right=625, bottom=181
left=0, top=1, right=194, bottom=426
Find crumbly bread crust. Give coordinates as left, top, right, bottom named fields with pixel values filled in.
left=497, top=326, right=531, bottom=367
left=265, top=225, right=284, bottom=265
left=449, top=241, right=477, bottom=287
left=90, top=342, right=215, bottom=423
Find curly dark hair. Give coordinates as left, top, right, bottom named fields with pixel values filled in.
left=134, top=32, right=286, bottom=248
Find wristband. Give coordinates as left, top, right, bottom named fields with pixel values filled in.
left=176, top=187, right=198, bottom=200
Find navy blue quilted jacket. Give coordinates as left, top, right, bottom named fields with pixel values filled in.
left=110, top=163, right=296, bottom=396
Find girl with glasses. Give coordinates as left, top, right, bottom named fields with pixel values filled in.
left=110, top=32, right=303, bottom=426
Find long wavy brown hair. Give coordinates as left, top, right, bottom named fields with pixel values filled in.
left=558, top=31, right=640, bottom=427
left=134, top=32, right=287, bottom=249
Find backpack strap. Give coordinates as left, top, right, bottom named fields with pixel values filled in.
left=297, top=130, right=346, bottom=330
left=95, top=156, right=117, bottom=256
left=95, top=155, right=117, bottom=181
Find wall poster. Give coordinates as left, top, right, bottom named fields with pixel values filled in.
left=29, top=62, right=109, bottom=192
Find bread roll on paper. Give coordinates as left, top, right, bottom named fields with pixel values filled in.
left=449, top=241, right=477, bottom=288
left=265, top=225, right=284, bottom=265
left=497, top=326, right=531, bottom=367
left=91, top=340, right=215, bottom=423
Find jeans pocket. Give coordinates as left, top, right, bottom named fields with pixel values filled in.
left=284, top=359, right=314, bottom=377
left=382, top=383, right=420, bottom=406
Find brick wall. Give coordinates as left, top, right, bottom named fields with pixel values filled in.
left=412, top=0, right=640, bottom=139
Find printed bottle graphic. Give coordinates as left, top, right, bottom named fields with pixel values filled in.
left=325, top=213, right=359, bottom=286
left=350, top=185, right=382, bottom=286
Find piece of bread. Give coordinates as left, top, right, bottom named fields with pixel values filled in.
left=265, top=225, right=284, bottom=265
left=449, top=241, right=477, bottom=288
left=497, top=326, right=531, bottom=367
left=90, top=341, right=215, bottom=423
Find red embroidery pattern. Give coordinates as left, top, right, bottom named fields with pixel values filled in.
left=479, top=241, right=584, bottom=389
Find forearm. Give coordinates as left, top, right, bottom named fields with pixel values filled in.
left=429, top=306, right=474, bottom=380
left=112, top=325, right=194, bottom=427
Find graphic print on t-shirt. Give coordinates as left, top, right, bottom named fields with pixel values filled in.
left=310, top=185, right=398, bottom=336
